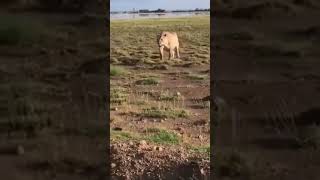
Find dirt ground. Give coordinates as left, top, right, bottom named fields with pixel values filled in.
left=110, top=17, right=210, bottom=179
left=213, top=0, right=320, bottom=179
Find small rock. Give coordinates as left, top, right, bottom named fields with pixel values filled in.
left=111, top=107, right=118, bottom=111
left=16, top=145, right=24, bottom=155
left=200, top=168, right=205, bottom=175
left=39, top=48, right=48, bottom=55
left=139, top=140, right=147, bottom=147
left=129, top=141, right=134, bottom=146
left=111, top=163, right=116, bottom=168
left=113, top=127, right=122, bottom=131
left=198, top=135, right=203, bottom=140
left=176, top=92, right=181, bottom=96
left=156, top=147, right=163, bottom=151
left=176, top=127, right=184, bottom=134
left=176, top=127, right=183, bottom=131
left=120, top=143, right=127, bottom=148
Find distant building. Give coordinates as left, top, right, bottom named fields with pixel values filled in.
left=138, top=8, right=165, bottom=13
left=195, top=8, right=210, bottom=12
left=139, top=9, right=150, bottom=13
left=154, top=8, right=165, bottom=13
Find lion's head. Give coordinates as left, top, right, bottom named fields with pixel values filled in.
left=158, top=31, right=172, bottom=47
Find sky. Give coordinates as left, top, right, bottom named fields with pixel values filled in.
left=110, top=0, right=210, bottom=11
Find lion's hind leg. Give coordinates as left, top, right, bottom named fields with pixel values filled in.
left=176, top=46, right=180, bottom=59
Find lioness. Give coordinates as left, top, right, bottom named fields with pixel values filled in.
left=158, top=31, right=180, bottom=60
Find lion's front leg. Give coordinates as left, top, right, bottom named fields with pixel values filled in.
left=169, top=48, right=175, bottom=60
left=159, top=46, right=164, bottom=60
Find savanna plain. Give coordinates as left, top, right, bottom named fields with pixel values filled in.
left=110, top=16, right=210, bottom=179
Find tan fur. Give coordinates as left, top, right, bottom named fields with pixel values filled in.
left=158, top=31, right=180, bottom=60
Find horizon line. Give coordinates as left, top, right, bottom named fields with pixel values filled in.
left=110, top=8, right=210, bottom=12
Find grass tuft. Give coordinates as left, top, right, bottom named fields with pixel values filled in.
left=142, top=107, right=189, bottom=119
left=136, top=78, right=160, bottom=85
left=111, top=130, right=138, bottom=141
left=157, top=90, right=183, bottom=101
left=146, top=129, right=180, bottom=145
left=187, top=145, right=210, bottom=156
left=110, top=87, right=128, bottom=104
left=187, top=74, right=208, bottom=81
left=110, top=66, right=127, bottom=77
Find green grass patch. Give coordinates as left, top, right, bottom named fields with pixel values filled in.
left=136, top=78, right=160, bottom=85
left=110, top=65, right=127, bottom=77
left=143, top=127, right=162, bottom=133
left=110, top=87, right=128, bottom=104
left=139, top=73, right=161, bottom=79
left=142, top=107, right=189, bottom=119
left=0, top=15, right=47, bottom=46
left=130, top=100, right=147, bottom=106
left=157, top=90, right=182, bottom=101
left=146, top=129, right=180, bottom=145
left=110, top=128, right=181, bottom=145
left=111, top=130, right=139, bottom=141
left=187, top=145, right=210, bottom=156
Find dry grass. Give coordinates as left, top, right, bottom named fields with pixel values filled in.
left=110, top=17, right=210, bottom=66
